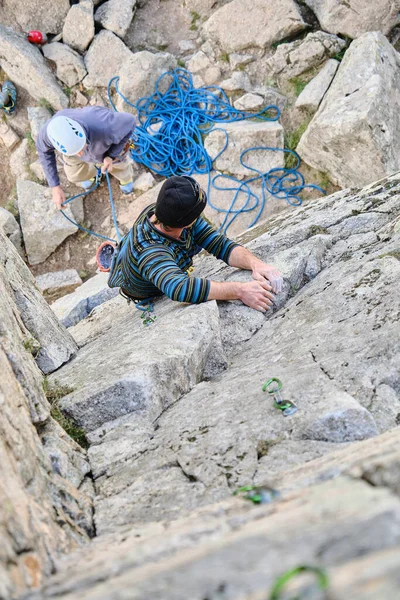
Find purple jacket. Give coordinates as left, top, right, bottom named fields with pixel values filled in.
left=36, top=106, right=136, bottom=188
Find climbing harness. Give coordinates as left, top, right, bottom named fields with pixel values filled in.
left=269, top=566, right=329, bottom=600
left=233, top=485, right=280, bottom=505
left=107, top=68, right=325, bottom=234
left=262, top=378, right=298, bottom=416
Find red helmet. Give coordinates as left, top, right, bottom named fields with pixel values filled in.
left=26, top=31, right=47, bottom=45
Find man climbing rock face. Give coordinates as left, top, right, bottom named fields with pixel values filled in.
left=108, top=175, right=283, bottom=312
left=36, top=106, right=136, bottom=209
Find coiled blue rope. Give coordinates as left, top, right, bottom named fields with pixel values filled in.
left=108, top=68, right=325, bottom=234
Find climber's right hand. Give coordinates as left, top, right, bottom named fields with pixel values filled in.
left=52, top=186, right=66, bottom=210
left=238, top=280, right=275, bottom=313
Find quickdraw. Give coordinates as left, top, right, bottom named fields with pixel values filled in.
left=269, top=565, right=329, bottom=600
left=233, top=485, right=280, bottom=505
left=262, top=378, right=298, bottom=416
left=135, top=299, right=156, bottom=327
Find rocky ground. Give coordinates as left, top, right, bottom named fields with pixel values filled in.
left=1, top=1, right=400, bottom=599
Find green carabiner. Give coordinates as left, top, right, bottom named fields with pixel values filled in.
left=262, top=378, right=283, bottom=394
left=269, top=565, right=329, bottom=600
left=233, top=485, right=280, bottom=505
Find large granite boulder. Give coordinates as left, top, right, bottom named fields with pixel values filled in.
left=27, top=106, right=52, bottom=142
left=295, top=58, right=339, bottom=112
left=201, top=0, right=306, bottom=52
left=297, top=32, right=400, bottom=188
left=0, top=26, right=68, bottom=111
left=115, top=51, right=177, bottom=112
left=17, top=179, right=83, bottom=265
left=63, top=0, right=95, bottom=53
left=0, top=0, right=69, bottom=34
left=0, top=231, right=78, bottom=378
left=83, top=30, right=134, bottom=88
left=94, top=0, right=137, bottom=39
left=51, top=272, right=119, bottom=328
left=304, top=0, right=400, bottom=39
left=204, top=120, right=284, bottom=177
left=266, top=31, right=346, bottom=80
left=42, top=43, right=87, bottom=88
left=0, top=206, right=23, bottom=257
left=36, top=270, right=83, bottom=302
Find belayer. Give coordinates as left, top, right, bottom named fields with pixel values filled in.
left=107, top=175, right=283, bottom=312
left=36, top=106, right=136, bottom=210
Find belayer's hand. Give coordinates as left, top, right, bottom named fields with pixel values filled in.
left=101, top=156, right=114, bottom=174
left=51, top=186, right=66, bottom=210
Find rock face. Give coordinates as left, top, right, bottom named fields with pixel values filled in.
left=94, top=0, right=137, bottom=39
left=115, top=51, right=177, bottom=112
left=204, top=120, right=284, bottom=176
left=49, top=300, right=227, bottom=432
left=50, top=173, right=400, bottom=539
left=83, top=30, right=134, bottom=88
left=295, top=58, right=339, bottom=112
left=42, top=43, right=87, bottom=88
left=63, top=0, right=95, bottom=53
left=0, top=206, right=23, bottom=256
left=0, top=0, right=69, bottom=34
left=297, top=32, right=400, bottom=188
left=4, top=172, right=400, bottom=599
left=0, top=230, right=93, bottom=599
left=0, top=26, right=68, bottom=111
left=266, top=31, right=346, bottom=80
left=201, top=0, right=306, bottom=52
left=51, top=272, right=119, bottom=328
left=17, top=179, right=83, bottom=265
left=304, top=0, right=400, bottom=39
left=24, top=163, right=400, bottom=597
left=0, top=231, right=78, bottom=377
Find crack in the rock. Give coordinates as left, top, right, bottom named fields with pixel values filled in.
left=310, top=350, right=335, bottom=381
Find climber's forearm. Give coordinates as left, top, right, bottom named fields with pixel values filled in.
left=227, top=245, right=264, bottom=271
left=207, top=280, right=243, bottom=301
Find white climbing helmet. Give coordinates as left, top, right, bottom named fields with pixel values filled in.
left=47, top=116, right=86, bottom=155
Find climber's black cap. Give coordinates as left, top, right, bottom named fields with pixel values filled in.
left=155, top=176, right=207, bottom=227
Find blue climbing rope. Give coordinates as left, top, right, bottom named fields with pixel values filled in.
left=61, top=170, right=123, bottom=243
left=108, top=68, right=325, bottom=234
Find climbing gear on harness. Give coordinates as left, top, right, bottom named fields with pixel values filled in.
left=269, top=566, right=329, bottom=600
left=107, top=68, right=325, bottom=235
left=233, top=485, right=280, bottom=505
left=47, top=116, right=86, bottom=155
left=0, top=81, right=17, bottom=115
left=96, top=241, right=117, bottom=272
left=26, top=30, right=47, bottom=45
left=262, top=378, right=298, bottom=417
left=135, top=299, right=156, bottom=326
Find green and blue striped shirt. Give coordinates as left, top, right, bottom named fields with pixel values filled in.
left=108, top=204, right=239, bottom=303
